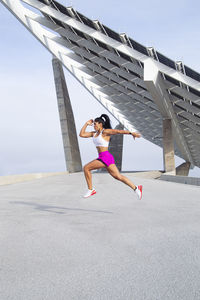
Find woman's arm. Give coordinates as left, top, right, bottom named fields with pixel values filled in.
left=79, top=120, right=94, bottom=138
left=104, top=129, right=141, bottom=138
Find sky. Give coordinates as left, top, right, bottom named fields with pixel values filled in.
left=0, top=0, right=200, bottom=177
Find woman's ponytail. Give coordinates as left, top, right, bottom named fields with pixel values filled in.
left=94, top=113, right=112, bottom=129
left=100, top=114, right=112, bottom=129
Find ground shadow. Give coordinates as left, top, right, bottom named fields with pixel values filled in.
left=10, top=201, right=113, bottom=215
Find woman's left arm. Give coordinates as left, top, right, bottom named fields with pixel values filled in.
left=104, top=129, right=141, bottom=138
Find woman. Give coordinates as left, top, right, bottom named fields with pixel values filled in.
left=79, top=114, right=143, bottom=200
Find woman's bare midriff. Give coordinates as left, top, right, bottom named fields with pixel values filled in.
left=96, top=146, right=109, bottom=154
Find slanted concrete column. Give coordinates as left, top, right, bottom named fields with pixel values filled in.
left=163, top=119, right=175, bottom=174
left=52, top=57, right=82, bottom=173
left=176, top=162, right=191, bottom=176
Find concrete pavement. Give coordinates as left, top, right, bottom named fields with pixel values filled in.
left=0, top=172, right=200, bottom=300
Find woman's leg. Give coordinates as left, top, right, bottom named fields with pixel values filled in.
left=83, top=159, right=106, bottom=189
left=106, top=164, right=137, bottom=190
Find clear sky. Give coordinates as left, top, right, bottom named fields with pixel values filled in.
left=0, top=0, right=200, bottom=177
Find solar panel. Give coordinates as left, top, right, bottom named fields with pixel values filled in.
left=89, top=49, right=99, bottom=57
left=118, top=74, right=128, bottom=81
left=76, top=12, right=96, bottom=30
left=185, top=66, right=200, bottom=83
left=50, top=0, right=71, bottom=17
left=188, top=87, right=200, bottom=98
left=100, top=65, right=110, bottom=72
left=174, top=103, right=187, bottom=113
left=94, top=39, right=109, bottom=51
left=50, top=16, right=64, bottom=28
left=117, top=50, right=132, bottom=62
left=156, top=52, right=176, bottom=70
left=136, top=83, right=147, bottom=91
left=128, top=70, right=141, bottom=79
left=178, top=114, right=190, bottom=122
left=68, top=39, right=79, bottom=47
left=164, top=74, right=180, bottom=86
left=169, top=90, right=184, bottom=100
left=107, top=59, right=120, bottom=68
left=38, top=0, right=47, bottom=4
left=102, top=25, right=122, bottom=43
left=192, top=102, right=200, bottom=110
left=129, top=38, right=148, bottom=56
left=72, top=27, right=86, bottom=39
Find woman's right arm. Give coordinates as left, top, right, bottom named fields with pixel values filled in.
left=79, top=120, right=94, bottom=138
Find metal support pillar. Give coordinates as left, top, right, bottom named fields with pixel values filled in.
left=52, top=57, right=82, bottom=173
left=162, top=119, right=175, bottom=174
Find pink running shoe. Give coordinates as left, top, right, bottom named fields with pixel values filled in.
left=135, top=185, right=143, bottom=200
left=83, top=188, right=97, bottom=198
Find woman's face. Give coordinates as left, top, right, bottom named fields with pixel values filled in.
left=93, top=121, right=102, bottom=131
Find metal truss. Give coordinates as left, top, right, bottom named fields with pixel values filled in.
left=1, top=0, right=200, bottom=167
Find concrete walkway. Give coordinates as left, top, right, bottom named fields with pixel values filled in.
left=0, top=172, right=200, bottom=300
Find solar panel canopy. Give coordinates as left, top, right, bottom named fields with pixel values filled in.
left=1, top=0, right=200, bottom=168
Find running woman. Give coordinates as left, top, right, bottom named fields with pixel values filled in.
left=79, top=114, right=143, bottom=200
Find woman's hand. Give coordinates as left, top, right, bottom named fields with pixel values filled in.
left=86, top=119, right=94, bottom=126
left=131, top=132, right=141, bottom=140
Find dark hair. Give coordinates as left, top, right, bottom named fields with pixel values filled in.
left=94, top=114, right=112, bottom=129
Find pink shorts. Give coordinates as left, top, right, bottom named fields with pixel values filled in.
left=97, top=151, right=115, bottom=167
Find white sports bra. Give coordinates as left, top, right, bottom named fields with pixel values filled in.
left=93, top=129, right=109, bottom=147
